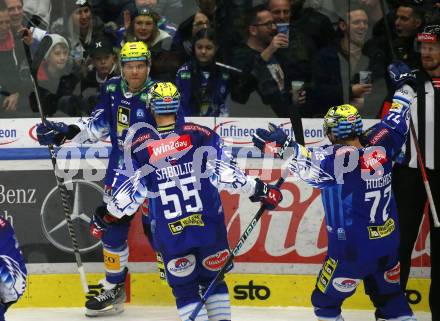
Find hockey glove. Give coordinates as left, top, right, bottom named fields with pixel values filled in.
left=36, top=120, right=80, bottom=146
left=388, top=60, right=417, bottom=90
left=252, top=123, right=293, bottom=158
left=90, top=205, right=119, bottom=240
left=249, top=178, right=283, bottom=210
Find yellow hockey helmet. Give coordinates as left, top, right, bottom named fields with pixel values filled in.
left=323, top=104, right=363, bottom=139
left=148, top=82, right=180, bottom=114
left=120, top=41, right=151, bottom=64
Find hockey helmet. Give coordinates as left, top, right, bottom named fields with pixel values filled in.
left=323, top=104, right=363, bottom=140
left=148, top=82, right=180, bottom=114
left=417, top=23, right=440, bottom=44
left=120, top=41, right=151, bottom=64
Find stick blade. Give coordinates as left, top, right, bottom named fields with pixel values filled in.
left=31, top=35, right=53, bottom=77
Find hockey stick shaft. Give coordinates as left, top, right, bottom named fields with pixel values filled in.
left=25, top=36, right=90, bottom=292
left=189, top=168, right=289, bottom=321
left=378, top=0, right=439, bottom=228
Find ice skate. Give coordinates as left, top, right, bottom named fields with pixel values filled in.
left=85, top=282, right=126, bottom=317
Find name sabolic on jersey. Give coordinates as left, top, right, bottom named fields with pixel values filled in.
left=108, top=122, right=256, bottom=256
left=287, top=90, right=411, bottom=262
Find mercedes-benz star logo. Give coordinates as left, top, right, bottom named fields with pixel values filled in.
left=40, top=179, right=104, bottom=253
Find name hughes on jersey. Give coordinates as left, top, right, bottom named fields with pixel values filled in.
left=156, top=161, right=194, bottom=180
left=365, top=172, right=392, bottom=190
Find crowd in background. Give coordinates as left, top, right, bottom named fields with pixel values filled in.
left=0, top=0, right=439, bottom=119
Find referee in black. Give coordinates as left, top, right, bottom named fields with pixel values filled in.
left=392, top=22, right=440, bottom=321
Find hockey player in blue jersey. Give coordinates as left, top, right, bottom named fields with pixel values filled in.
left=252, top=66, right=418, bottom=321
left=0, top=217, right=26, bottom=321
left=35, top=41, right=159, bottom=316
left=106, top=82, right=282, bottom=321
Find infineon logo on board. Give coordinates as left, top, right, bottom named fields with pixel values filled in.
left=0, top=128, right=18, bottom=145
left=214, top=120, right=295, bottom=145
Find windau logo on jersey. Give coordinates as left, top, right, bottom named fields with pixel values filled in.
left=384, top=262, right=400, bottom=284
left=147, top=135, right=192, bottom=162
left=203, top=249, right=230, bottom=271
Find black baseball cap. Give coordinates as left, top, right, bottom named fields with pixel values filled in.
left=89, top=37, right=115, bottom=57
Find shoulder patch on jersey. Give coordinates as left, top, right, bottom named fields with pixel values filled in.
left=140, top=93, right=148, bottom=102
left=106, top=83, right=117, bottom=93
left=369, top=128, right=389, bottom=145
left=179, top=70, right=191, bottom=80
left=182, top=123, right=212, bottom=136
left=132, top=133, right=152, bottom=147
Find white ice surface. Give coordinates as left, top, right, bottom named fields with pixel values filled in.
left=6, top=306, right=431, bottom=321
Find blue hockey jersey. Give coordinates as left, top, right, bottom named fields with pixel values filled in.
left=286, top=86, right=412, bottom=262
left=108, top=122, right=256, bottom=256
left=0, top=217, right=26, bottom=304
left=72, top=77, right=157, bottom=187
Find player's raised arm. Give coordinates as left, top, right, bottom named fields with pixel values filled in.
left=253, top=122, right=337, bottom=189
left=206, top=133, right=283, bottom=210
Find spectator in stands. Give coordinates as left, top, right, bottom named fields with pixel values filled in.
left=392, top=1, right=424, bottom=67
left=311, top=4, right=386, bottom=118
left=4, top=0, right=46, bottom=63
left=173, top=0, right=241, bottom=62
left=231, top=5, right=304, bottom=118
left=290, top=0, right=336, bottom=56
left=30, top=34, right=80, bottom=116
left=130, top=0, right=184, bottom=26
left=129, top=0, right=178, bottom=36
left=80, top=35, right=118, bottom=114
left=171, top=11, right=210, bottom=62
left=0, top=1, right=20, bottom=113
left=175, top=28, right=230, bottom=117
left=52, top=0, right=105, bottom=66
left=268, top=0, right=312, bottom=97
left=125, top=6, right=179, bottom=81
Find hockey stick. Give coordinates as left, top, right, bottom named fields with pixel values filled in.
left=24, top=35, right=90, bottom=292
left=378, top=0, right=439, bottom=228
left=189, top=167, right=289, bottom=321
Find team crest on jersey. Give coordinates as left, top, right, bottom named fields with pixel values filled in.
left=136, top=108, right=145, bottom=119
left=117, top=106, right=130, bottom=135
left=147, top=135, right=192, bottom=163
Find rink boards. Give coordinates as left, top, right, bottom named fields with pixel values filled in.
left=15, top=273, right=430, bottom=311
